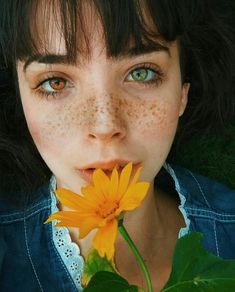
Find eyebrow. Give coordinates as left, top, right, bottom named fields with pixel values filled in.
left=23, top=55, right=70, bottom=72
left=23, top=43, right=170, bottom=72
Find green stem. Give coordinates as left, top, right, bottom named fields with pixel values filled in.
left=118, top=219, right=153, bottom=292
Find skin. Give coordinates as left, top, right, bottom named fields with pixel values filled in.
left=17, top=8, right=190, bottom=291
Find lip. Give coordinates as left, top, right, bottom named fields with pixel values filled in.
left=81, top=159, right=131, bottom=170
left=77, top=160, right=141, bottom=184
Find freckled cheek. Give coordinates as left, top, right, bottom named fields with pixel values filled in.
left=129, top=101, right=180, bottom=139
left=24, top=107, right=78, bottom=157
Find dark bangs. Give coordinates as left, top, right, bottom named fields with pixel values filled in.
left=2, top=0, right=183, bottom=65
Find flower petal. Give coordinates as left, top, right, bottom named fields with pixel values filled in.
left=78, top=217, right=100, bottom=239
left=92, top=169, right=110, bottom=199
left=93, top=219, right=118, bottom=260
left=117, top=162, right=132, bottom=199
left=45, top=210, right=94, bottom=223
left=81, top=185, right=103, bottom=205
left=45, top=211, right=102, bottom=237
left=130, top=166, right=142, bottom=187
left=45, top=211, right=83, bottom=225
left=119, top=182, right=150, bottom=211
left=55, top=188, right=95, bottom=211
left=109, top=167, right=119, bottom=199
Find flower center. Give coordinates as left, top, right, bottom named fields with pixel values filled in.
left=96, top=200, right=119, bottom=219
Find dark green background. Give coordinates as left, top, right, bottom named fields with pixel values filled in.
left=174, top=1, right=235, bottom=189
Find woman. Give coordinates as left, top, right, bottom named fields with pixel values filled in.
left=0, top=1, right=234, bottom=291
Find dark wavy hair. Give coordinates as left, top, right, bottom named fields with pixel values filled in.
left=0, top=0, right=234, bottom=206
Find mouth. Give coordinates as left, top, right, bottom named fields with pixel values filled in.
left=77, top=160, right=141, bottom=184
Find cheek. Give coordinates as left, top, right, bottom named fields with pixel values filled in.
left=22, top=100, right=83, bottom=155
left=38, top=104, right=82, bottom=140
left=125, top=97, right=180, bottom=139
left=23, top=96, right=110, bottom=152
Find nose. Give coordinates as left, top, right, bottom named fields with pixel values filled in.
left=87, top=94, right=127, bottom=143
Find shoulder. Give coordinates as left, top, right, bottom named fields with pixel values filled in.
left=0, top=182, right=51, bottom=224
left=165, top=163, right=235, bottom=215
left=165, top=163, right=235, bottom=259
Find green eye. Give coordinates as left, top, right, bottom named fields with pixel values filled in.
left=127, top=68, right=156, bottom=82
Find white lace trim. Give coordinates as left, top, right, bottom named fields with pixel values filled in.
left=49, top=176, right=84, bottom=291
left=164, top=163, right=191, bottom=238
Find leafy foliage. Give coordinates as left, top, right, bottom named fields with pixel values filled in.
left=82, top=249, right=117, bottom=286
left=83, top=271, right=139, bottom=292
left=162, top=232, right=235, bottom=291
left=83, top=233, right=235, bottom=291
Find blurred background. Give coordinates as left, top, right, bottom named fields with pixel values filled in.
left=173, top=0, right=235, bottom=189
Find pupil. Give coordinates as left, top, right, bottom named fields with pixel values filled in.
left=50, top=79, right=64, bottom=90
left=133, top=69, right=147, bottom=81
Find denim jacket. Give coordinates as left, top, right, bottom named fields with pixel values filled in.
left=0, top=163, right=235, bottom=292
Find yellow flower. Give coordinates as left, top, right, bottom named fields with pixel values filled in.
left=45, top=162, right=150, bottom=260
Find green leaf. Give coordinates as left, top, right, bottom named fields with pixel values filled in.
left=163, top=232, right=235, bottom=291
left=83, top=271, right=139, bottom=292
left=82, top=249, right=117, bottom=286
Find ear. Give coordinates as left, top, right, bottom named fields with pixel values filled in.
left=179, top=82, right=190, bottom=117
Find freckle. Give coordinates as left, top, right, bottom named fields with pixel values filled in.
left=121, top=99, right=128, bottom=107
left=150, top=104, right=157, bottom=110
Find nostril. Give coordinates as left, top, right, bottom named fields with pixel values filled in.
left=113, top=132, right=121, bottom=138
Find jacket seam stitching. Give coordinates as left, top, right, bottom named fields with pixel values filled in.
left=186, top=207, right=235, bottom=217
left=213, top=220, right=220, bottom=257
left=0, top=201, right=50, bottom=218
left=23, top=216, right=44, bottom=292
left=186, top=213, right=235, bottom=222
left=187, top=170, right=211, bottom=209
left=0, top=205, right=50, bottom=223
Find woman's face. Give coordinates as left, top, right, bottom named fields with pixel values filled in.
left=17, top=12, right=189, bottom=193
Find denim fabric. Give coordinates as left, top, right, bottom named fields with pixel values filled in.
left=0, top=164, right=235, bottom=291
left=0, top=185, right=78, bottom=292
left=165, top=164, right=235, bottom=259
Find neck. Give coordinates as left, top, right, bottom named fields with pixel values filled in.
left=114, top=184, right=185, bottom=291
